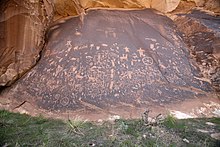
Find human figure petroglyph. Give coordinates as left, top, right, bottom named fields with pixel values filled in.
left=137, top=48, right=145, bottom=57
left=65, top=40, right=72, bottom=49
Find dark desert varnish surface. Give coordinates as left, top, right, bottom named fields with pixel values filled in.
left=1, top=9, right=218, bottom=120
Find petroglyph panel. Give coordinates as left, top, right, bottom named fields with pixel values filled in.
left=9, top=9, right=212, bottom=111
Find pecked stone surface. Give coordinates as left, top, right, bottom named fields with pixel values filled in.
left=3, top=9, right=213, bottom=112
left=0, top=0, right=54, bottom=86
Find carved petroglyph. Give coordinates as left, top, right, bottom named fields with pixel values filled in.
left=65, top=40, right=72, bottom=49
left=97, top=28, right=117, bottom=38
left=142, top=57, right=153, bottom=65
left=124, top=47, right=130, bottom=53
left=60, top=97, right=70, bottom=106
left=137, top=48, right=145, bottom=57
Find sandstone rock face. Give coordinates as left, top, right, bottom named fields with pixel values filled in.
left=193, top=0, right=220, bottom=13
left=150, top=0, right=181, bottom=13
left=4, top=9, right=212, bottom=112
left=0, top=0, right=54, bottom=86
left=175, top=9, right=220, bottom=91
left=53, top=0, right=181, bottom=17
left=52, top=0, right=220, bottom=17
left=54, top=0, right=80, bottom=17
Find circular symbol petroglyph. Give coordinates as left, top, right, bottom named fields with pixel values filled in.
left=142, top=57, right=153, bottom=65
left=60, top=97, right=70, bottom=106
left=55, top=94, right=60, bottom=100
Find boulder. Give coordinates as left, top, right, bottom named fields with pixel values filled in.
left=3, top=9, right=212, bottom=112
left=150, top=0, right=181, bottom=13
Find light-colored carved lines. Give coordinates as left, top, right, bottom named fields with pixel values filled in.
left=96, top=28, right=117, bottom=38
left=142, top=57, right=153, bottom=65
left=137, top=48, right=145, bottom=57
left=124, top=47, right=130, bottom=53
left=60, top=97, right=70, bottom=106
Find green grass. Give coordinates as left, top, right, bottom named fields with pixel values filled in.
left=0, top=110, right=220, bottom=146
left=162, top=116, right=220, bottom=147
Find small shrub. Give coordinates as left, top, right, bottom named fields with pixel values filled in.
left=163, top=114, right=177, bottom=129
